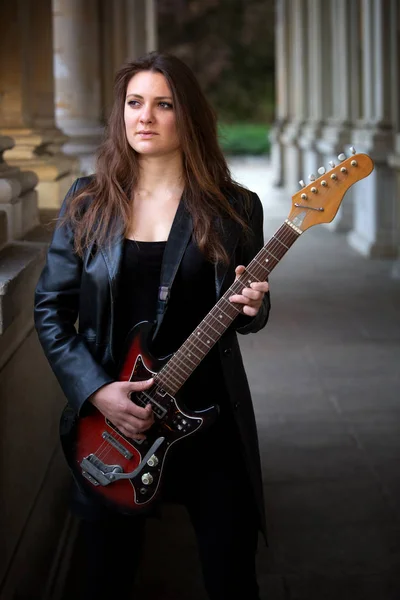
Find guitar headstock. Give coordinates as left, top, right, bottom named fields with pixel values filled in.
left=288, top=149, right=374, bottom=232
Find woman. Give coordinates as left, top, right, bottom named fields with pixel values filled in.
left=34, top=51, right=270, bottom=600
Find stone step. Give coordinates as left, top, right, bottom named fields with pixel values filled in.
left=0, top=241, right=45, bottom=337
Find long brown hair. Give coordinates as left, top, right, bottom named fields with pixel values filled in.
left=63, top=51, right=250, bottom=264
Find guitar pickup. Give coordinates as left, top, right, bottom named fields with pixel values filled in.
left=140, top=391, right=168, bottom=419
left=102, top=431, right=133, bottom=459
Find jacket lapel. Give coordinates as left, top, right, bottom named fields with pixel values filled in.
left=215, top=197, right=243, bottom=299
left=100, top=220, right=124, bottom=294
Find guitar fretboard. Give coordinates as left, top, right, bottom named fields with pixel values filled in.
left=154, top=220, right=300, bottom=395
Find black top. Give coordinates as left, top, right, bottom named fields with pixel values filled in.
left=114, top=238, right=230, bottom=414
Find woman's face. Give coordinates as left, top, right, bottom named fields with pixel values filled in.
left=124, top=70, right=181, bottom=157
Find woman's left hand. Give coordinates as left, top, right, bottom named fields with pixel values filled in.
left=229, top=265, right=269, bottom=317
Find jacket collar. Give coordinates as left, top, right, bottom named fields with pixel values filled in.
left=99, top=194, right=193, bottom=333
left=100, top=190, right=243, bottom=329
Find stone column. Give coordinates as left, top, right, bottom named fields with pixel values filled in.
left=100, top=0, right=158, bottom=119
left=348, top=0, right=398, bottom=258
left=145, top=0, right=158, bottom=53
left=388, top=138, right=400, bottom=277
left=280, top=0, right=309, bottom=191
left=52, top=0, right=104, bottom=175
left=316, top=0, right=361, bottom=232
left=125, top=0, right=158, bottom=57
left=0, top=0, right=77, bottom=209
left=269, top=0, right=290, bottom=187
left=298, top=0, right=331, bottom=184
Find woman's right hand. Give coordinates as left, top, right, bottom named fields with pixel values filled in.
left=88, top=379, right=155, bottom=440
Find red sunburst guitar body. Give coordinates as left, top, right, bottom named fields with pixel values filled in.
left=60, top=321, right=218, bottom=515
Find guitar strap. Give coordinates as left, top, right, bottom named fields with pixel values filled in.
left=153, top=196, right=193, bottom=339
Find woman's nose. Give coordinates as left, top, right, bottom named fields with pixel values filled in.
left=139, top=104, right=154, bottom=124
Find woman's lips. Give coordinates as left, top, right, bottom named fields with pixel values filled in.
left=137, top=132, right=157, bottom=138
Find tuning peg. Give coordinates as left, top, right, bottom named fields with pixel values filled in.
left=350, top=146, right=356, bottom=155
left=338, top=153, right=346, bottom=161
left=317, top=166, right=326, bottom=175
left=299, top=180, right=306, bottom=188
left=309, top=174, right=316, bottom=181
left=329, top=160, right=335, bottom=168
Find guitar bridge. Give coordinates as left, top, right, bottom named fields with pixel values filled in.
left=81, top=455, right=123, bottom=486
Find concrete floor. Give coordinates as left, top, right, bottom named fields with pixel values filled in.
left=64, top=158, right=400, bottom=599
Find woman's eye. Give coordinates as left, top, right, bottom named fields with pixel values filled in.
left=159, top=102, right=173, bottom=109
left=128, top=100, right=140, bottom=107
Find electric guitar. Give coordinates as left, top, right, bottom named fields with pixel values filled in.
left=60, top=149, right=374, bottom=514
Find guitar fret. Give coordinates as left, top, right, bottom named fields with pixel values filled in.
left=175, top=348, right=198, bottom=368
left=213, top=304, right=231, bottom=319
left=175, top=342, right=203, bottom=366
left=265, top=249, right=279, bottom=262
left=157, top=369, right=183, bottom=391
left=193, top=331, right=217, bottom=349
left=272, top=235, right=289, bottom=250
left=204, top=317, right=225, bottom=335
left=169, top=359, right=192, bottom=381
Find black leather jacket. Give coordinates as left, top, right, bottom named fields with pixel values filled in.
left=34, top=177, right=271, bottom=538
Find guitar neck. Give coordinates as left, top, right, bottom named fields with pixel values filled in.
left=154, top=220, right=301, bottom=395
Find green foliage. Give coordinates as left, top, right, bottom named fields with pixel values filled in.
left=218, top=123, right=270, bottom=155
left=158, top=0, right=276, bottom=123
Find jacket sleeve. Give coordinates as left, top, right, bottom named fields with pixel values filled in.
left=235, top=191, right=271, bottom=335
left=34, top=179, right=114, bottom=415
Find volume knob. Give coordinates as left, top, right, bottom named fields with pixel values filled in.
left=147, top=455, right=159, bottom=467
left=141, top=472, right=154, bottom=485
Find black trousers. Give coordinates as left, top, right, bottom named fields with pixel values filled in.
left=72, top=418, right=260, bottom=600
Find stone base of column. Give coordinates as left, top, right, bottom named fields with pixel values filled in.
left=298, top=122, right=324, bottom=185
left=348, top=127, right=398, bottom=259
left=0, top=137, right=40, bottom=242
left=1, top=127, right=68, bottom=160
left=388, top=145, right=400, bottom=277
left=0, top=129, right=79, bottom=209
left=316, top=123, right=353, bottom=232
left=390, top=260, right=400, bottom=279
left=269, top=119, right=287, bottom=187
left=6, top=156, right=78, bottom=209
left=347, top=230, right=398, bottom=258
left=57, top=122, right=104, bottom=176
left=280, top=120, right=303, bottom=192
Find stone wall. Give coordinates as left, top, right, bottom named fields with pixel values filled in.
left=0, top=137, right=71, bottom=600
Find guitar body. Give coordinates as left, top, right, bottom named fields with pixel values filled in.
left=60, top=321, right=218, bottom=515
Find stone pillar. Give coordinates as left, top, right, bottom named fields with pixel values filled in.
left=280, top=0, right=308, bottom=191
left=269, top=0, right=290, bottom=187
left=316, top=0, right=361, bottom=232
left=145, top=0, right=158, bottom=53
left=388, top=138, right=400, bottom=277
left=348, top=0, right=398, bottom=258
left=387, top=7, right=400, bottom=277
left=298, top=0, right=331, bottom=184
left=0, top=0, right=77, bottom=209
left=125, top=0, right=158, bottom=57
left=100, top=0, right=158, bottom=119
left=52, top=0, right=104, bottom=175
